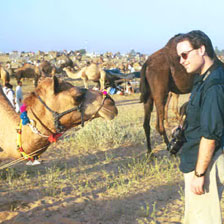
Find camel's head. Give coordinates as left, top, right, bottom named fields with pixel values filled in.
left=24, top=76, right=118, bottom=133
left=62, top=67, right=69, bottom=72
left=82, top=89, right=118, bottom=121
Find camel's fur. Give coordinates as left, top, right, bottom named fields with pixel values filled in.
left=0, top=76, right=118, bottom=160
left=38, top=61, right=56, bottom=77
left=0, top=65, right=10, bottom=86
left=63, top=64, right=107, bottom=90
left=164, top=92, right=180, bottom=127
left=15, top=63, right=41, bottom=86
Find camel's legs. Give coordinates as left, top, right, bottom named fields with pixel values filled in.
left=34, top=76, right=39, bottom=87
left=164, top=92, right=172, bottom=127
left=99, top=70, right=106, bottom=90
left=83, top=77, right=88, bottom=89
left=143, top=97, right=154, bottom=154
left=154, top=98, right=169, bottom=146
left=164, top=92, right=180, bottom=126
left=171, top=93, right=180, bottom=120
left=95, top=81, right=100, bottom=90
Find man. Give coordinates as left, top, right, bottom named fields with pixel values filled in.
left=15, top=80, right=23, bottom=113
left=176, top=30, right=224, bottom=224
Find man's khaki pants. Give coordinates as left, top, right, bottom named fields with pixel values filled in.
left=183, top=150, right=224, bottom=224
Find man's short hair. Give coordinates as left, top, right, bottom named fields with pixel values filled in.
left=175, top=30, right=215, bottom=59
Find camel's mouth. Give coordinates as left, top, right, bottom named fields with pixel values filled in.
left=98, top=105, right=118, bottom=120
left=95, top=93, right=118, bottom=120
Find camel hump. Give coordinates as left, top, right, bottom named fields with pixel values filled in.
left=86, top=64, right=98, bottom=72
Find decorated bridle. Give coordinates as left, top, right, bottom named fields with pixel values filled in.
left=36, top=94, right=84, bottom=133
left=35, top=89, right=110, bottom=133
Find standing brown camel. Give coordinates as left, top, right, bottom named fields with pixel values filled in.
left=63, top=64, right=107, bottom=90
left=0, top=76, right=118, bottom=160
left=15, top=63, right=41, bottom=87
left=140, top=34, right=195, bottom=153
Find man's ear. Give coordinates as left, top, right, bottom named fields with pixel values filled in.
left=199, top=45, right=206, bottom=56
left=52, top=75, right=60, bottom=94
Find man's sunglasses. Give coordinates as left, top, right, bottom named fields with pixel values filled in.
left=178, top=49, right=195, bottom=61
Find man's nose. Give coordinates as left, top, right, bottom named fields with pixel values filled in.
left=179, top=57, right=185, bottom=65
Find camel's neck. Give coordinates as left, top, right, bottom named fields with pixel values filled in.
left=0, top=87, right=21, bottom=159
left=27, top=106, right=56, bottom=135
left=0, top=87, right=52, bottom=159
left=17, top=105, right=53, bottom=159
left=66, top=69, right=82, bottom=79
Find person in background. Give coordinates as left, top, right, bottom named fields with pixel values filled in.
left=176, top=30, right=224, bottom=224
left=128, top=62, right=135, bottom=73
left=2, top=82, right=16, bottom=109
left=15, top=80, right=23, bottom=113
left=125, top=82, right=134, bottom=94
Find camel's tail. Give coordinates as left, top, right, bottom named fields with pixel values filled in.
left=140, top=62, right=150, bottom=103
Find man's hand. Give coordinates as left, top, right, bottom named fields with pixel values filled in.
left=192, top=137, right=216, bottom=195
left=191, top=175, right=205, bottom=195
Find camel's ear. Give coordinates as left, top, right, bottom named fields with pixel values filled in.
left=74, top=88, right=87, bottom=104
left=52, top=75, right=60, bottom=94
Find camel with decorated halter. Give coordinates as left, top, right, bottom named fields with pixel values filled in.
left=0, top=76, right=118, bottom=160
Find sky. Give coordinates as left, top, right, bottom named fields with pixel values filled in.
left=0, top=0, right=224, bottom=55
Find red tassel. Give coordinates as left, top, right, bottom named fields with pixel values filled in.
left=18, top=147, right=23, bottom=152
left=17, top=129, right=22, bottom=134
left=48, top=133, right=63, bottom=143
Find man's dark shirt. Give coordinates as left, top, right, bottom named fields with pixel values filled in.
left=180, top=60, right=224, bottom=173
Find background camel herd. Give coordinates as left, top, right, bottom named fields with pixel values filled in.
left=0, top=51, right=143, bottom=89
